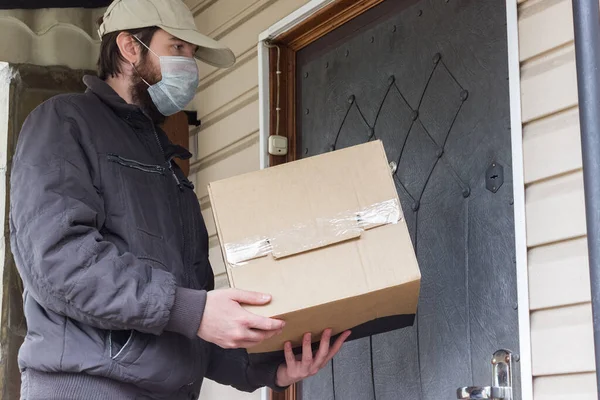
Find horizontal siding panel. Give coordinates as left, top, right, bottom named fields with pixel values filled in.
left=184, top=0, right=207, bottom=10
left=534, top=373, right=597, bottom=400
left=525, top=170, right=586, bottom=247
left=531, top=303, right=595, bottom=375
left=209, top=244, right=226, bottom=276
left=202, top=207, right=217, bottom=237
left=191, top=132, right=259, bottom=178
left=196, top=0, right=308, bottom=81
left=521, top=44, right=578, bottom=123
left=193, top=141, right=259, bottom=198
left=214, top=272, right=230, bottom=289
left=518, top=0, right=574, bottom=61
left=528, top=237, right=591, bottom=310
left=191, top=56, right=258, bottom=119
left=523, top=107, right=582, bottom=183
left=195, top=0, right=257, bottom=37
left=196, top=87, right=259, bottom=135
left=195, top=99, right=259, bottom=162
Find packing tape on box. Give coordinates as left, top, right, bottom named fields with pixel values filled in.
left=224, top=198, right=403, bottom=266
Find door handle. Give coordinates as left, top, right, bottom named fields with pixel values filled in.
left=458, top=386, right=491, bottom=399
left=457, top=350, right=513, bottom=400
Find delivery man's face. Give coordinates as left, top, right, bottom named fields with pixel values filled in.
left=148, top=29, right=198, bottom=61
left=138, top=29, right=198, bottom=84
left=129, top=28, right=198, bottom=122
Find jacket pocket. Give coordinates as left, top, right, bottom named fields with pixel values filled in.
left=107, top=154, right=166, bottom=175
left=106, top=154, right=174, bottom=241
left=108, top=330, right=149, bottom=365
left=109, top=331, right=207, bottom=393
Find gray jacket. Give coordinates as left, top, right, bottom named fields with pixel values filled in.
left=9, top=75, right=283, bottom=399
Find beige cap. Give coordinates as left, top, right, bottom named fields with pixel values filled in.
left=98, top=0, right=235, bottom=68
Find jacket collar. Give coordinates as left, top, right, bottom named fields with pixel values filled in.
left=83, top=75, right=192, bottom=161
left=83, top=75, right=144, bottom=121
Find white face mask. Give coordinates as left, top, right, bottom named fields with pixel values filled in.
left=133, top=36, right=199, bottom=116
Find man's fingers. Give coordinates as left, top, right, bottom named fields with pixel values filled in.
left=264, top=328, right=284, bottom=340
left=313, top=329, right=332, bottom=368
left=255, top=327, right=284, bottom=343
left=284, top=341, right=296, bottom=366
left=324, top=330, right=351, bottom=364
left=241, top=327, right=283, bottom=343
left=239, top=329, right=283, bottom=349
left=244, top=313, right=285, bottom=331
left=302, top=333, right=313, bottom=364
left=229, top=289, right=272, bottom=305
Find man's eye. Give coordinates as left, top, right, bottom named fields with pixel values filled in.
left=173, top=45, right=183, bottom=50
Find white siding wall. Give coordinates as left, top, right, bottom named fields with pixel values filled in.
left=187, top=1, right=310, bottom=398
left=518, top=0, right=596, bottom=398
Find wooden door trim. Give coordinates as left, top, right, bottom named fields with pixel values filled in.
left=266, top=0, right=384, bottom=398
left=270, top=383, right=298, bottom=400
left=277, top=0, right=386, bottom=51
left=267, top=0, right=384, bottom=168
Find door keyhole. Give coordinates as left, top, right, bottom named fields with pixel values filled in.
left=486, top=163, right=504, bottom=193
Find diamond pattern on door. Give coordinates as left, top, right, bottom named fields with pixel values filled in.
left=329, top=55, right=470, bottom=248
left=296, top=0, right=518, bottom=399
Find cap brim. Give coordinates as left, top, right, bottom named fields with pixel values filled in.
left=160, top=25, right=236, bottom=68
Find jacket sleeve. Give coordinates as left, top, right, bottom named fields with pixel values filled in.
left=206, top=344, right=288, bottom=393
left=9, top=98, right=205, bottom=338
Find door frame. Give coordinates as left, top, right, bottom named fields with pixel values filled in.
left=257, top=1, right=532, bottom=399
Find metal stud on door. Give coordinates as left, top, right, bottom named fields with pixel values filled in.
left=457, top=350, right=514, bottom=400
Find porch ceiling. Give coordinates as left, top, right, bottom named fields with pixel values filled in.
left=0, top=0, right=111, bottom=9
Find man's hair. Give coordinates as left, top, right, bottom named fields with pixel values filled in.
left=96, top=17, right=160, bottom=80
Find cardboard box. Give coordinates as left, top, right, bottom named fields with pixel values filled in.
left=208, top=140, right=421, bottom=353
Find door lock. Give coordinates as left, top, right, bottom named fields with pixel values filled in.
left=457, top=349, right=513, bottom=400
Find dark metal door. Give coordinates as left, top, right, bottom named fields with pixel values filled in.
left=296, top=0, right=519, bottom=399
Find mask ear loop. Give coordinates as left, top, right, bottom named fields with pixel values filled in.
left=130, top=62, right=151, bottom=87
left=131, top=34, right=159, bottom=87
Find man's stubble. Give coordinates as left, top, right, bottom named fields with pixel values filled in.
left=130, top=54, right=166, bottom=125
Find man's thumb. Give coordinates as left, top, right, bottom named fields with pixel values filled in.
left=230, top=289, right=272, bottom=305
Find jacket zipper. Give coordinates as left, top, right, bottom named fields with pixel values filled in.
left=150, top=123, right=189, bottom=286
left=167, top=155, right=187, bottom=284
left=150, top=124, right=183, bottom=190
left=152, top=126, right=164, bottom=155
left=107, top=154, right=165, bottom=174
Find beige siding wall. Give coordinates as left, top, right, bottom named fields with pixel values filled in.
left=187, top=0, right=311, bottom=292
left=187, top=1, right=310, bottom=398
left=519, top=0, right=596, bottom=398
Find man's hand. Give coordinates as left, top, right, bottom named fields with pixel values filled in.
left=197, top=288, right=285, bottom=349
left=276, top=329, right=351, bottom=387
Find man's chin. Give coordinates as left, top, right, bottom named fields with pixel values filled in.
left=143, top=102, right=167, bottom=126
left=131, top=82, right=167, bottom=125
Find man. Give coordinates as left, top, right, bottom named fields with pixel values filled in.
left=9, top=0, right=350, bottom=399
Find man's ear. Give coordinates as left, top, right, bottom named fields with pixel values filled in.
left=116, top=32, right=141, bottom=66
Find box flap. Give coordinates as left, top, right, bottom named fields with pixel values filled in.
left=208, top=140, right=404, bottom=266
